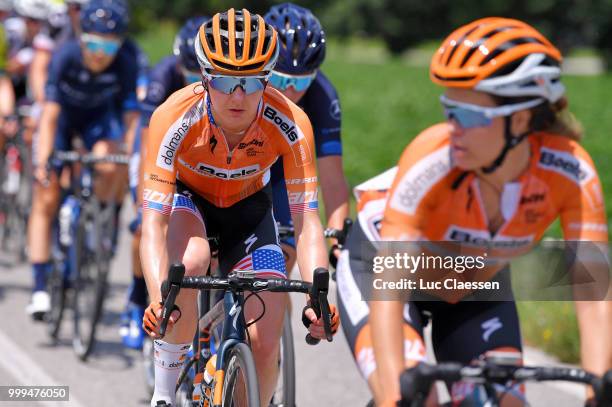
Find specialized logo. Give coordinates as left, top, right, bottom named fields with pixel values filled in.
left=481, top=317, right=503, bottom=342
left=263, top=105, right=303, bottom=144
left=520, top=193, right=545, bottom=205
left=237, top=139, right=264, bottom=149
left=156, top=101, right=204, bottom=171
left=244, top=234, right=258, bottom=253
left=390, top=147, right=451, bottom=215
left=180, top=158, right=260, bottom=179
left=538, top=147, right=594, bottom=185
left=445, top=226, right=534, bottom=248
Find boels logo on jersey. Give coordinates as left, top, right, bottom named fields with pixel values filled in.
left=263, top=106, right=302, bottom=144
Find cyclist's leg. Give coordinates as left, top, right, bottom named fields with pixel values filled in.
left=336, top=221, right=430, bottom=405
left=149, top=185, right=210, bottom=407
left=82, top=109, right=126, bottom=203
left=431, top=281, right=523, bottom=406
left=217, top=202, right=288, bottom=406
left=26, top=113, right=68, bottom=318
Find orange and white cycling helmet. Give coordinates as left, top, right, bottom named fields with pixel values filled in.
left=431, top=17, right=564, bottom=103
left=195, top=8, right=279, bottom=76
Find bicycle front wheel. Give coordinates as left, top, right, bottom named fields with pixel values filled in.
left=222, top=342, right=260, bottom=407
left=271, top=311, right=296, bottom=407
left=72, top=214, right=109, bottom=361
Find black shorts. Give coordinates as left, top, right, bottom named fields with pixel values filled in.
left=173, top=181, right=286, bottom=278
left=336, top=219, right=522, bottom=379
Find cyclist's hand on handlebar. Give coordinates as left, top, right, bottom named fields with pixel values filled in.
left=142, top=302, right=181, bottom=339
left=302, top=302, right=339, bottom=340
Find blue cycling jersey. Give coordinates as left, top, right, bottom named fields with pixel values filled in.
left=139, top=55, right=185, bottom=127
left=270, top=70, right=343, bottom=245
left=45, top=39, right=139, bottom=112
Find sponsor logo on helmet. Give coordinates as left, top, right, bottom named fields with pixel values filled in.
left=390, top=147, right=451, bottom=215
left=263, top=105, right=302, bottom=144
left=538, top=147, right=594, bottom=185
left=179, top=158, right=260, bottom=179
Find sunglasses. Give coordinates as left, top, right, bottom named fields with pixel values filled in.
left=81, top=33, right=122, bottom=56
left=440, top=95, right=545, bottom=129
left=181, top=68, right=202, bottom=85
left=269, top=70, right=316, bottom=92
left=204, top=73, right=268, bottom=95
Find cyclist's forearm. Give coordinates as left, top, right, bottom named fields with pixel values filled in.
left=0, top=77, right=15, bottom=117
left=123, top=111, right=139, bottom=154
left=37, top=103, right=61, bottom=163
left=576, top=300, right=612, bottom=375
left=294, top=213, right=328, bottom=282
left=370, top=300, right=405, bottom=403
left=140, top=216, right=169, bottom=303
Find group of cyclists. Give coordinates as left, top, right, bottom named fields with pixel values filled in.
left=1, top=0, right=610, bottom=405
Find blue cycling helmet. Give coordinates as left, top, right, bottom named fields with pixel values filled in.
left=173, top=16, right=209, bottom=72
left=264, top=3, right=326, bottom=74
left=80, top=0, right=128, bottom=35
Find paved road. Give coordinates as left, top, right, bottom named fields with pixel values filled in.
left=0, top=206, right=587, bottom=406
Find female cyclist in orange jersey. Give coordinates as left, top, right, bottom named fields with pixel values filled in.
left=139, top=9, right=338, bottom=407
left=336, top=18, right=611, bottom=406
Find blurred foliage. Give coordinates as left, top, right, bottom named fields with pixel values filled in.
left=127, top=0, right=612, bottom=67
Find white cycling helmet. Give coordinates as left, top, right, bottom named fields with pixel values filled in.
left=15, top=0, right=50, bottom=20
left=47, top=0, right=68, bottom=27
left=0, top=0, right=12, bottom=12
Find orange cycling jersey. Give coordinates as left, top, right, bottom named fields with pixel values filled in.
left=380, top=123, right=608, bottom=245
left=143, top=84, right=319, bottom=214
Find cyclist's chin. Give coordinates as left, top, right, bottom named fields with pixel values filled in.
left=84, top=57, right=114, bottom=73
left=452, top=150, right=482, bottom=171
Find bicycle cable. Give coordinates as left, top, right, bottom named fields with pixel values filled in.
left=244, top=291, right=266, bottom=330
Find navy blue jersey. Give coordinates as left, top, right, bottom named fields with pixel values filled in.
left=45, top=39, right=138, bottom=112
left=298, top=71, right=342, bottom=157
left=270, top=70, right=343, bottom=239
left=139, top=55, right=185, bottom=127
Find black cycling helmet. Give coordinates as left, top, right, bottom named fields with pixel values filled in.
left=174, top=15, right=209, bottom=72
left=264, top=3, right=326, bottom=74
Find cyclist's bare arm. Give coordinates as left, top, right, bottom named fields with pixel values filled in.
left=122, top=110, right=139, bottom=154
left=292, top=210, right=328, bottom=283
left=36, top=102, right=61, bottom=172
left=558, top=158, right=612, bottom=393
left=28, top=49, right=51, bottom=104
left=318, top=155, right=350, bottom=246
left=0, top=76, right=14, bottom=117
left=140, top=209, right=170, bottom=304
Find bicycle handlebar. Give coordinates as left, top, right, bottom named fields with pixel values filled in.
left=399, top=362, right=612, bottom=407
left=159, top=264, right=333, bottom=344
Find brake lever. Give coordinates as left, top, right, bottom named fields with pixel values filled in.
left=305, top=268, right=330, bottom=345
left=159, top=263, right=185, bottom=337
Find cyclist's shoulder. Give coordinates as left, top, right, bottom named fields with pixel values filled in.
left=529, top=132, right=600, bottom=186
left=261, top=87, right=313, bottom=139
left=306, top=70, right=338, bottom=100
left=150, top=84, right=205, bottom=129
left=397, top=123, right=452, bottom=167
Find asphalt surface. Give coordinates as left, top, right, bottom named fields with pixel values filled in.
left=0, top=204, right=587, bottom=406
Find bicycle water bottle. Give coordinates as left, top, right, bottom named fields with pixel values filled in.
left=2, top=146, right=21, bottom=194
left=59, top=196, right=80, bottom=246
